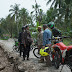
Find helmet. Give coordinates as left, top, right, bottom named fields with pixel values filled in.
left=48, top=22, right=54, bottom=29
left=40, top=47, right=49, bottom=56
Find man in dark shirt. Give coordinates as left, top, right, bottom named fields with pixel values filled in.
left=24, top=25, right=33, bottom=60
left=18, top=26, right=26, bottom=60
left=48, top=21, right=62, bottom=37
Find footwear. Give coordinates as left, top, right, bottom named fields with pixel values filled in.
left=38, top=59, right=44, bottom=63
left=51, top=61, right=54, bottom=66
left=22, top=57, right=25, bottom=61
left=27, top=58, right=29, bottom=60
left=20, top=54, right=21, bottom=57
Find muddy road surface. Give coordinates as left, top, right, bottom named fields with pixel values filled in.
left=0, top=39, right=71, bottom=72
left=0, top=48, right=16, bottom=72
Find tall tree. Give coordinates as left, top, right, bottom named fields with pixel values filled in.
left=45, top=8, right=55, bottom=24
left=46, top=0, right=64, bottom=9
left=19, top=8, right=30, bottom=26
left=46, top=0, right=72, bottom=32
left=6, top=15, right=15, bottom=37
left=0, top=18, right=6, bottom=37
left=37, top=9, right=43, bottom=25
left=31, top=1, right=40, bottom=23
left=0, top=15, right=15, bottom=38
left=9, top=3, right=20, bottom=35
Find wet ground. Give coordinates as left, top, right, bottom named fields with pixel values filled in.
left=0, top=39, right=71, bottom=72
left=0, top=48, right=15, bottom=72
left=20, top=50, right=71, bottom=72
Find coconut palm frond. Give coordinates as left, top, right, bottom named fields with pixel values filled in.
left=46, top=0, right=52, bottom=6
left=9, top=9, right=14, bottom=12
left=50, top=0, right=56, bottom=8
left=32, top=5, right=35, bottom=9
left=31, top=11, right=34, bottom=14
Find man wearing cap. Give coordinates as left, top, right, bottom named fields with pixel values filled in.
left=37, top=26, right=44, bottom=63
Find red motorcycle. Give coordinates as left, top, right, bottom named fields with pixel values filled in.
left=50, top=36, right=72, bottom=71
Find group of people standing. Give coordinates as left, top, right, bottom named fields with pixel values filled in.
left=37, top=22, right=62, bottom=67
left=18, top=25, right=33, bottom=61
left=18, top=22, right=62, bottom=67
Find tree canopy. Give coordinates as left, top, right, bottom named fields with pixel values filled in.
left=0, top=1, right=72, bottom=39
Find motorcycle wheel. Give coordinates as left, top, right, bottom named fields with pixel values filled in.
left=33, top=48, right=41, bottom=58
left=13, top=45, right=19, bottom=52
left=54, top=51, right=60, bottom=69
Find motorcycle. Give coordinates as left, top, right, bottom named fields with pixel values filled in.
left=50, top=36, right=72, bottom=71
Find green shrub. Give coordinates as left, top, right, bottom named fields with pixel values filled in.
left=69, top=31, right=72, bottom=37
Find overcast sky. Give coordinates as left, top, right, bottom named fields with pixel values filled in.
left=0, top=0, right=51, bottom=18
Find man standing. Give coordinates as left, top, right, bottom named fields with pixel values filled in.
left=24, top=25, right=33, bottom=60
left=18, top=26, right=26, bottom=60
left=42, top=24, right=52, bottom=66
left=48, top=22, right=62, bottom=37
left=37, top=26, right=44, bottom=63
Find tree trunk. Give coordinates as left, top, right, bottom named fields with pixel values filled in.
left=10, top=32, right=12, bottom=38
left=16, top=15, right=19, bottom=36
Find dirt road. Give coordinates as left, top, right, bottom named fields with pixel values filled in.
left=0, top=39, right=71, bottom=72
left=0, top=48, right=16, bottom=72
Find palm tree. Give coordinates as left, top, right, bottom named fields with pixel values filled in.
left=47, top=0, right=72, bottom=31
left=19, top=8, right=29, bottom=26
left=6, top=15, right=15, bottom=37
left=37, top=9, right=44, bottom=25
left=31, top=1, right=40, bottom=22
left=0, top=15, right=15, bottom=38
left=46, top=0, right=64, bottom=9
left=9, top=3, right=20, bottom=35
left=0, top=18, right=7, bottom=36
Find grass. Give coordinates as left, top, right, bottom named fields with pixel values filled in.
left=63, top=38, right=72, bottom=46
left=0, top=36, right=9, bottom=40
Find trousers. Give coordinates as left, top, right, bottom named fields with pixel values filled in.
left=26, top=45, right=30, bottom=58
left=19, top=44, right=26, bottom=58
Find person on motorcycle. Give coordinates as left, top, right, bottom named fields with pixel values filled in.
left=37, top=26, right=44, bottom=63
left=47, top=22, right=62, bottom=64
left=18, top=26, right=26, bottom=60
left=42, top=24, right=52, bottom=67
left=47, top=21, right=62, bottom=37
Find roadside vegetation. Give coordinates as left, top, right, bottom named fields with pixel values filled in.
left=0, top=0, right=72, bottom=45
